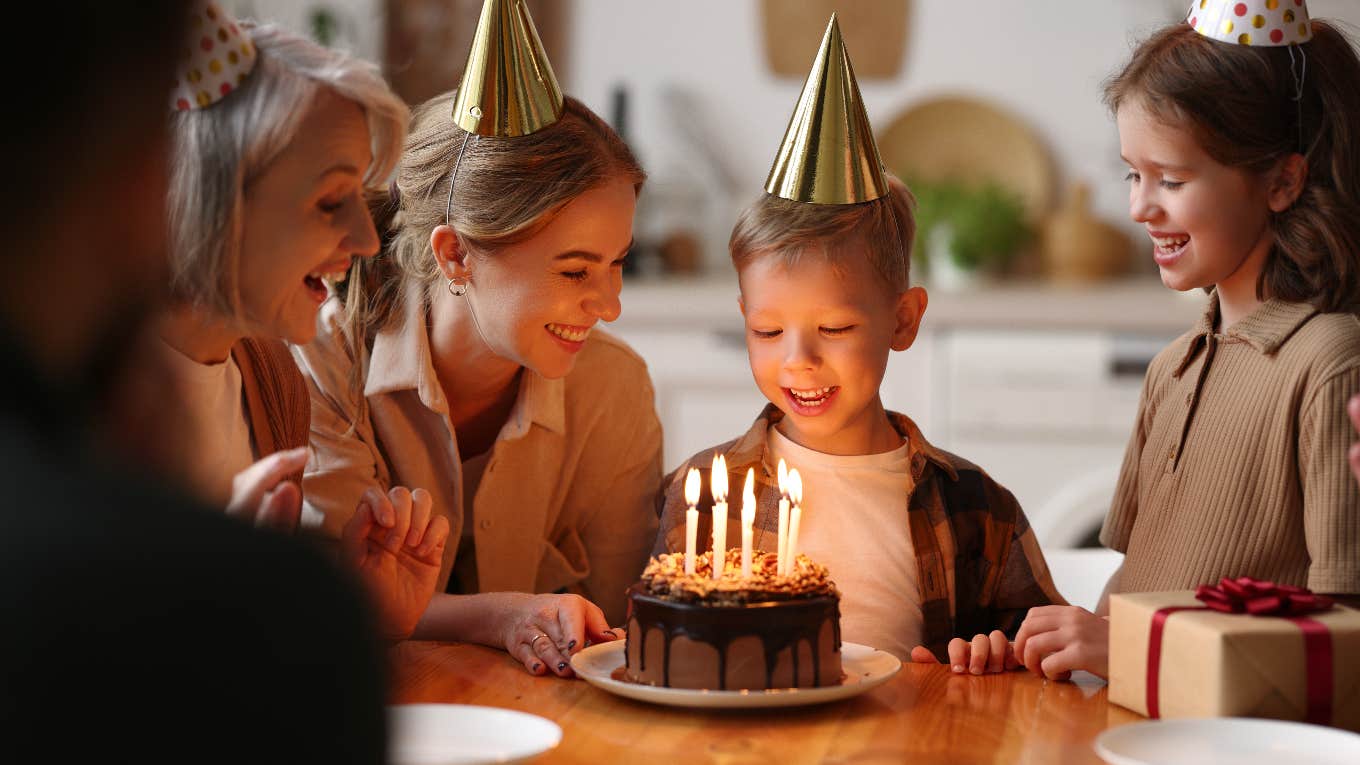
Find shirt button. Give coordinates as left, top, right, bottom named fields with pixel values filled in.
left=1167, top=447, right=1176, bottom=460
left=479, top=518, right=493, bottom=530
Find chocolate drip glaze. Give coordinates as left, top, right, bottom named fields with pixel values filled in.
left=624, top=584, right=841, bottom=690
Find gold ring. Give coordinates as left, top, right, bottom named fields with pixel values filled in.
left=530, top=633, right=549, bottom=650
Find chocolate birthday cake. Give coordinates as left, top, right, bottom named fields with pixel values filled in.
left=623, top=550, right=841, bottom=690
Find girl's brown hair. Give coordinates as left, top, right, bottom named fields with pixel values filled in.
left=729, top=176, right=917, bottom=293
left=1105, top=20, right=1360, bottom=313
left=339, top=90, right=645, bottom=355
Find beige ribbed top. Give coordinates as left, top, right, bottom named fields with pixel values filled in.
left=1102, top=293, right=1360, bottom=595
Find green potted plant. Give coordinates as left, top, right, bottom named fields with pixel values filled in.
left=910, top=180, right=1031, bottom=289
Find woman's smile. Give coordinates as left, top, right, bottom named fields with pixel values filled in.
left=545, top=322, right=592, bottom=352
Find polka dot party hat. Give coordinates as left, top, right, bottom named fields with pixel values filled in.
left=170, top=0, right=257, bottom=111
left=1187, top=0, right=1313, bottom=46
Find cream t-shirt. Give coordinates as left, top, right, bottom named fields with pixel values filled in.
left=161, top=343, right=255, bottom=506
left=767, top=426, right=923, bottom=660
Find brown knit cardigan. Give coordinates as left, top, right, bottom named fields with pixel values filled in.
left=231, top=337, right=310, bottom=487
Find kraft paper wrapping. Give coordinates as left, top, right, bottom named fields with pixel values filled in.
left=1108, top=591, right=1360, bottom=731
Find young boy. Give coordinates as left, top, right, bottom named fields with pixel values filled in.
left=652, top=15, right=1064, bottom=673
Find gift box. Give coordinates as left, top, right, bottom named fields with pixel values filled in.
left=1108, top=580, right=1360, bottom=731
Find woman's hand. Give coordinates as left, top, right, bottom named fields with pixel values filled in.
left=225, top=448, right=309, bottom=533
left=495, top=593, right=619, bottom=678
left=340, top=486, right=449, bottom=642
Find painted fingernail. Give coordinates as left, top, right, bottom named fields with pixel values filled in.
left=557, top=662, right=567, bottom=671
left=568, top=639, right=577, bottom=649
left=532, top=662, right=541, bottom=672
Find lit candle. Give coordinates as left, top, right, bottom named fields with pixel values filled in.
left=776, top=458, right=789, bottom=576
left=785, top=468, right=804, bottom=576
left=741, top=467, right=755, bottom=580
left=684, top=467, right=700, bottom=575
left=710, top=454, right=728, bottom=581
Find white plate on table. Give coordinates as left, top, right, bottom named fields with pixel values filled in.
left=570, top=640, right=900, bottom=709
left=387, top=703, right=561, bottom=765
left=1095, top=718, right=1360, bottom=765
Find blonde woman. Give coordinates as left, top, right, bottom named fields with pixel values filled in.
left=162, top=15, right=447, bottom=641
left=293, top=89, right=662, bottom=677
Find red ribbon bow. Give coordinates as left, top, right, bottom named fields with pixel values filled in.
left=1194, top=576, right=1334, bottom=616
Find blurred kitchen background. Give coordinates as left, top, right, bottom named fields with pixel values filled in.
left=225, top=0, right=1360, bottom=608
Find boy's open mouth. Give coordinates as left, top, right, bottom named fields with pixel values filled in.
left=784, top=386, right=839, bottom=414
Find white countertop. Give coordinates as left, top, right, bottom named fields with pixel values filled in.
left=612, top=275, right=1207, bottom=335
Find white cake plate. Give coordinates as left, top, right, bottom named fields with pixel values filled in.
left=570, top=640, right=900, bottom=709
left=1094, top=718, right=1360, bottom=765
left=386, top=704, right=561, bottom=765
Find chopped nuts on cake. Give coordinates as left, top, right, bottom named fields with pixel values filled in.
left=639, top=550, right=838, bottom=606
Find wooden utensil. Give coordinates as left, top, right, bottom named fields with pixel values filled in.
left=760, top=0, right=910, bottom=79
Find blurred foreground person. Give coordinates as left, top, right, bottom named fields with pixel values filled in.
left=0, top=3, right=387, bottom=763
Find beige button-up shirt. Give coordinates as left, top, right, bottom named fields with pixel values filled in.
left=1102, top=293, right=1360, bottom=595
left=292, top=289, right=662, bottom=623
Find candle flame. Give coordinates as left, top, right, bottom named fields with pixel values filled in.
left=684, top=467, right=701, bottom=507
left=777, top=458, right=788, bottom=496
left=741, top=467, right=756, bottom=524
left=788, top=467, right=803, bottom=506
left=711, top=454, right=728, bottom=501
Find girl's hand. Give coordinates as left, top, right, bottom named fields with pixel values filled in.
left=909, top=630, right=1019, bottom=675
left=497, top=593, right=619, bottom=677
left=340, top=486, right=449, bottom=641
left=225, top=448, right=309, bottom=533
left=1012, top=605, right=1110, bottom=681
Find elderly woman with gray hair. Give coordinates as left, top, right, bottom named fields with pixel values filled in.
left=159, top=5, right=446, bottom=640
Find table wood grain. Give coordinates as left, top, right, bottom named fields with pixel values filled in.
left=389, top=641, right=1143, bottom=764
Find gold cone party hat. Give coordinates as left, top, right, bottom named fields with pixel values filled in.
left=765, top=13, right=888, bottom=205
left=171, top=0, right=257, bottom=111
left=451, top=0, right=564, bottom=137
left=1188, top=0, right=1313, bottom=47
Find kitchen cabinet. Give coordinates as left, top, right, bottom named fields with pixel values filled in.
left=608, top=276, right=1204, bottom=551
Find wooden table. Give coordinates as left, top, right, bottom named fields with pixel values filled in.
left=390, top=641, right=1143, bottom=764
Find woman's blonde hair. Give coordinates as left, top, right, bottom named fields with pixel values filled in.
left=729, top=176, right=917, bottom=293
left=338, top=90, right=645, bottom=352
left=167, top=22, right=409, bottom=323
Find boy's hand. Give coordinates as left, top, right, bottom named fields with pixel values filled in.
left=1012, top=605, right=1109, bottom=681
left=908, top=630, right=1018, bottom=675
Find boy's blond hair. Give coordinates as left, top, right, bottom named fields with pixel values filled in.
left=729, top=176, right=916, bottom=292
